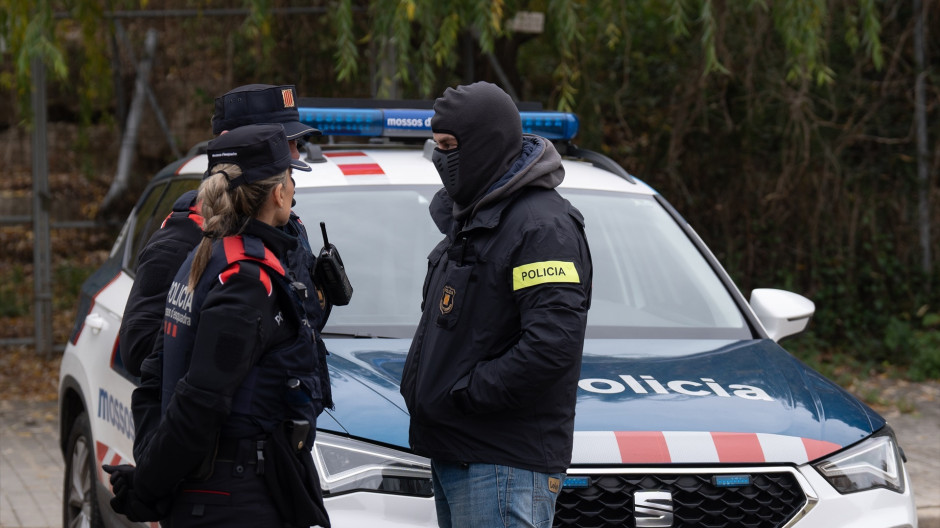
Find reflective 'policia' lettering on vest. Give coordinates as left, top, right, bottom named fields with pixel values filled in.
left=512, top=260, right=580, bottom=291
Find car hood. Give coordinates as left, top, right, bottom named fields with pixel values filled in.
left=320, top=338, right=883, bottom=465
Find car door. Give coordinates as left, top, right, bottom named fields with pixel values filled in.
left=90, top=176, right=201, bottom=467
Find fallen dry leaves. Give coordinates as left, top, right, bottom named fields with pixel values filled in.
left=0, top=346, right=60, bottom=402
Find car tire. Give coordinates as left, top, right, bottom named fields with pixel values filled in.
left=63, top=412, right=105, bottom=528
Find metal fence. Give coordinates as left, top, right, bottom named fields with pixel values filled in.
left=1, top=58, right=126, bottom=358
left=1, top=7, right=354, bottom=358
left=0, top=58, right=54, bottom=356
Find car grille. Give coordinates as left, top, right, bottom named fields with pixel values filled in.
left=554, top=471, right=806, bottom=528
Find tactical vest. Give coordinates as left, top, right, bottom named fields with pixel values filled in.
left=161, top=234, right=323, bottom=439
left=282, top=215, right=323, bottom=320
left=283, top=214, right=333, bottom=410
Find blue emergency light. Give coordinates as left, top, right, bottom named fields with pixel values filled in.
left=712, top=474, right=751, bottom=488
left=297, top=107, right=579, bottom=141
left=563, top=476, right=591, bottom=489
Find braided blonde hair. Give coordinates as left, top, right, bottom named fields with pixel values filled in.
left=187, top=163, right=289, bottom=289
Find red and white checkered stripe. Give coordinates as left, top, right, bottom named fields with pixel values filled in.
left=323, top=151, right=388, bottom=183
left=573, top=431, right=842, bottom=465
left=96, top=442, right=160, bottom=528
left=96, top=441, right=132, bottom=480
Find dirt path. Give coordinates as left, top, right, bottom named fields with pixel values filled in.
left=858, top=378, right=940, bottom=526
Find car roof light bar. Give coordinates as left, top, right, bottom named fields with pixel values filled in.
left=297, top=107, right=579, bottom=141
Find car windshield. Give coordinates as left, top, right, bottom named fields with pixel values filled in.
left=293, top=185, right=749, bottom=340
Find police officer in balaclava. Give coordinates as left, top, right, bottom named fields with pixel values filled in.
left=401, top=82, right=593, bottom=528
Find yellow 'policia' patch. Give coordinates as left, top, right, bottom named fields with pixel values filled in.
left=512, top=261, right=580, bottom=291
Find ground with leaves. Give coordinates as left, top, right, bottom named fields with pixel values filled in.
left=0, top=348, right=60, bottom=402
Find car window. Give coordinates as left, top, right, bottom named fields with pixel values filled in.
left=294, top=185, right=749, bottom=340
left=565, top=191, right=749, bottom=339
left=127, top=177, right=201, bottom=273
left=294, top=187, right=440, bottom=337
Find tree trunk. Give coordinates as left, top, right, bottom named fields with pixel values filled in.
left=100, top=29, right=158, bottom=214
left=913, top=0, right=932, bottom=275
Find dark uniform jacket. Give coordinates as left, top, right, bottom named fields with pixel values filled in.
left=120, top=190, right=203, bottom=377
left=400, top=136, right=593, bottom=474
left=120, top=190, right=203, bottom=462
left=122, top=190, right=333, bottom=461
left=134, top=220, right=317, bottom=503
left=121, top=192, right=331, bottom=377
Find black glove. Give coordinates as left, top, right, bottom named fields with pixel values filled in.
left=102, top=464, right=170, bottom=522
left=102, top=464, right=135, bottom=500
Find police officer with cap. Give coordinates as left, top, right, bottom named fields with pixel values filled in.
left=105, top=124, right=330, bottom=528
left=120, top=84, right=335, bottom=466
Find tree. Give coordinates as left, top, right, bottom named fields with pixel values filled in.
left=3, top=0, right=937, bottom=366
left=4, top=0, right=885, bottom=117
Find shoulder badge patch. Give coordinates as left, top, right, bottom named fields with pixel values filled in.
left=512, top=261, right=580, bottom=291
left=440, top=285, right=456, bottom=314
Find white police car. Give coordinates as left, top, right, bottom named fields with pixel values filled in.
left=59, top=103, right=919, bottom=528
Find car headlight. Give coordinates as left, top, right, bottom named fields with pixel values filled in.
left=313, top=432, right=433, bottom=497
left=813, top=427, right=905, bottom=494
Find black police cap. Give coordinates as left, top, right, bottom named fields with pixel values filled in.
left=211, top=84, right=321, bottom=141
left=206, top=124, right=291, bottom=189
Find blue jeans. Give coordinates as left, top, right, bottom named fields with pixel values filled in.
left=431, top=460, right=564, bottom=528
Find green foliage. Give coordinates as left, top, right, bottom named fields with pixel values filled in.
left=0, top=0, right=283, bottom=126
left=53, top=261, right=96, bottom=312
left=0, top=261, right=96, bottom=317
left=333, top=0, right=357, bottom=83
left=775, top=0, right=834, bottom=85
left=0, top=0, right=66, bottom=123
left=786, top=332, right=867, bottom=388
left=2, top=0, right=890, bottom=111
left=858, top=0, right=884, bottom=70
left=885, top=309, right=940, bottom=381
left=699, top=0, right=729, bottom=75
left=1, top=0, right=934, bottom=381
left=0, top=266, right=30, bottom=318
left=242, top=0, right=276, bottom=76
left=666, top=0, right=692, bottom=37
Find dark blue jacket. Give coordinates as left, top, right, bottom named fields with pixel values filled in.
left=120, top=190, right=203, bottom=377
left=124, top=191, right=333, bottom=461
left=136, top=220, right=323, bottom=502
left=401, top=137, right=593, bottom=474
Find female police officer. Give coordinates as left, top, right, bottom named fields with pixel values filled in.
left=104, top=124, right=329, bottom=528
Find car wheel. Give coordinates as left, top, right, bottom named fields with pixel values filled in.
left=63, top=412, right=105, bottom=528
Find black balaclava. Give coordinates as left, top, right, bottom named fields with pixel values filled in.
left=430, top=82, right=523, bottom=206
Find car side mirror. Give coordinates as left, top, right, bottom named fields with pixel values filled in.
left=749, top=288, right=815, bottom=342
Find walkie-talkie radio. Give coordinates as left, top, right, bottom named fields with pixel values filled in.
left=313, top=222, right=353, bottom=306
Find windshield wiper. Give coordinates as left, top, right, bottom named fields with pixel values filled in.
left=320, top=331, right=382, bottom=338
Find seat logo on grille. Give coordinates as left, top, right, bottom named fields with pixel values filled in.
left=634, top=490, right=674, bottom=528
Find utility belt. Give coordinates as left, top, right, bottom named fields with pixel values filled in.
left=213, top=437, right=266, bottom=478
left=194, top=420, right=328, bottom=527
left=213, top=420, right=312, bottom=477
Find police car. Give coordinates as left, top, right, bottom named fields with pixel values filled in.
left=58, top=102, right=918, bottom=528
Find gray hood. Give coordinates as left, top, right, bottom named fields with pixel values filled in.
left=455, top=134, right=565, bottom=221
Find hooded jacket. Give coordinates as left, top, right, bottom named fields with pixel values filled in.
left=400, top=134, right=593, bottom=473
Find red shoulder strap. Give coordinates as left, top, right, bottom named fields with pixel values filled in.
left=221, top=235, right=286, bottom=276
left=219, top=261, right=274, bottom=296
